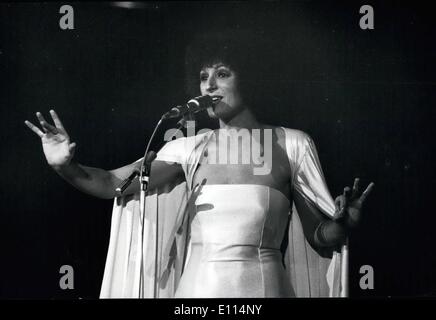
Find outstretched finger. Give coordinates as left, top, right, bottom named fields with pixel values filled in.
left=36, top=112, right=49, bottom=125
left=359, top=182, right=375, bottom=203
left=50, top=109, right=65, bottom=130
left=343, top=186, right=351, bottom=200
left=340, top=187, right=351, bottom=215
left=41, top=121, right=59, bottom=134
left=24, top=120, right=45, bottom=138
left=36, top=112, right=58, bottom=134
left=351, top=178, right=360, bottom=199
left=334, top=196, right=342, bottom=212
left=335, top=195, right=346, bottom=219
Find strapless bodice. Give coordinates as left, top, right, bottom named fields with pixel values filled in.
left=174, top=184, right=295, bottom=298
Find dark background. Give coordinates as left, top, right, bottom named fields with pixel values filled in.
left=1, top=1, right=435, bottom=299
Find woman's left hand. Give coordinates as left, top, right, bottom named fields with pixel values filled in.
left=334, top=178, right=375, bottom=229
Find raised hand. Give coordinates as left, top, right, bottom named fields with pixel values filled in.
left=334, top=178, right=375, bottom=229
left=24, top=110, right=76, bottom=168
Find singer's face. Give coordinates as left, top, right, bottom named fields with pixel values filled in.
left=199, top=63, right=245, bottom=120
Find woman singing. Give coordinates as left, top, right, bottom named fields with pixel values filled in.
left=24, top=31, right=374, bottom=298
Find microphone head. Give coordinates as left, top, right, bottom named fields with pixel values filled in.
left=187, top=95, right=212, bottom=109
left=162, top=95, right=223, bottom=120
left=187, top=95, right=222, bottom=111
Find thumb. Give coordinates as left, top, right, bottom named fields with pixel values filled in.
left=69, top=142, right=77, bottom=157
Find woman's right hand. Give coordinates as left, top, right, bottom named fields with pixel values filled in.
left=25, top=110, right=76, bottom=169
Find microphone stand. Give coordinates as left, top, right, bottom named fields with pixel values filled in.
left=115, top=111, right=194, bottom=297
left=137, top=116, right=164, bottom=298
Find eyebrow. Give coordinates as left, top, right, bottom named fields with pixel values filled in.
left=200, top=63, right=230, bottom=72
left=212, top=63, right=228, bottom=68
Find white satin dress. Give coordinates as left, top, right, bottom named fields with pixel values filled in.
left=174, top=184, right=295, bottom=297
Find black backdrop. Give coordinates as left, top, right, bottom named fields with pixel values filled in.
left=1, top=1, right=435, bottom=299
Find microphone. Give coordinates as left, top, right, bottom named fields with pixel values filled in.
left=115, top=169, right=139, bottom=194
left=115, top=151, right=157, bottom=195
left=162, top=95, right=222, bottom=120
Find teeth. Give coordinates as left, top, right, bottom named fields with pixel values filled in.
left=211, top=96, right=223, bottom=103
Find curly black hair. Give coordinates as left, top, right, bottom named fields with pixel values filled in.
left=184, top=29, right=281, bottom=123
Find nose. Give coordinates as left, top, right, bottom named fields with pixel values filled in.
left=205, top=75, right=218, bottom=93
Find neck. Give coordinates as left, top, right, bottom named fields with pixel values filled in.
left=218, top=107, right=263, bottom=130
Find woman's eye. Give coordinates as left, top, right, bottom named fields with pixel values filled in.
left=217, top=70, right=230, bottom=78
left=200, top=74, right=208, bottom=81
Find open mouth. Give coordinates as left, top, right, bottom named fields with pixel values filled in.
left=211, top=95, right=223, bottom=104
